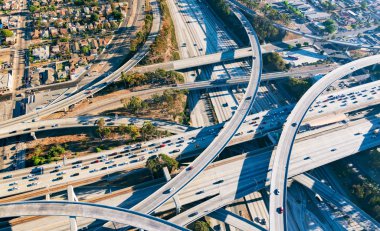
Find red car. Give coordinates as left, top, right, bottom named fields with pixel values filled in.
left=277, top=207, right=284, bottom=214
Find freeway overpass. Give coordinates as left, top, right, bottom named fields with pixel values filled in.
left=294, top=173, right=380, bottom=230
left=0, top=201, right=187, bottom=231
left=229, top=0, right=380, bottom=50
left=129, top=4, right=263, bottom=217
left=269, top=54, right=380, bottom=231
left=167, top=116, right=380, bottom=229
left=1, top=80, right=379, bottom=197
left=8, top=115, right=379, bottom=230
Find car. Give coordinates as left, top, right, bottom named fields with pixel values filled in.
left=27, top=182, right=38, bottom=187
left=50, top=169, right=59, bottom=173
left=89, top=169, right=98, bottom=173
left=29, top=177, right=39, bottom=181
left=165, top=187, right=175, bottom=194
left=3, top=174, right=13, bottom=179
left=81, top=166, right=90, bottom=170
left=291, top=122, right=297, bottom=127
left=71, top=173, right=80, bottom=177
left=186, top=166, right=194, bottom=171
left=27, top=174, right=35, bottom=178
left=277, top=207, right=284, bottom=214
left=213, top=179, right=224, bottom=185
left=274, top=189, right=280, bottom=195
left=8, top=186, right=19, bottom=191
left=100, top=166, right=108, bottom=171
left=9, top=182, right=18, bottom=186
left=57, top=171, right=66, bottom=176
left=73, top=164, right=82, bottom=168
left=189, top=212, right=199, bottom=217
left=118, top=163, right=127, bottom=167
left=331, top=148, right=337, bottom=152
left=53, top=176, right=64, bottom=181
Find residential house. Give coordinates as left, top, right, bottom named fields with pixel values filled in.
left=32, top=45, right=50, bottom=60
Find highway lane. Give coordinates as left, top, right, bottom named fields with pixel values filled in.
left=129, top=2, right=262, bottom=217
left=1, top=80, right=379, bottom=197
left=5, top=116, right=380, bottom=230
left=0, top=0, right=161, bottom=130
left=269, top=54, right=380, bottom=231
left=68, top=67, right=334, bottom=116
left=294, top=173, right=380, bottom=230
left=0, top=116, right=192, bottom=139
left=228, top=0, right=380, bottom=49
left=0, top=201, right=187, bottom=231
left=208, top=209, right=263, bottom=231
left=168, top=116, right=380, bottom=227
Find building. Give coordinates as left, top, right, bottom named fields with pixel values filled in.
left=306, top=12, right=331, bottom=21
left=32, top=46, right=50, bottom=60
left=0, top=71, right=13, bottom=93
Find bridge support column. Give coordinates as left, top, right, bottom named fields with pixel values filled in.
left=30, top=132, right=37, bottom=140
left=163, top=167, right=181, bottom=214
left=45, top=193, right=50, bottom=201
left=67, top=185, right=78, bottom=231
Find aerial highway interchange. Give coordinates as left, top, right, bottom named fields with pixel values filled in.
left=0, top=0, right=379, bottom=230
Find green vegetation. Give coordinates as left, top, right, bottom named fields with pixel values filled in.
left=323, top=19, right=337, bottom=34
left=120, top=69, right=184, bottom=88
left=130, top=12, right=153, bottom=52
left=284, top=77, right=312, bottom=99
left=0, top=29, right=13, bottom=38
left=193, top=221, right=211, bottom=231
left=247, top=14, right=285, bottom=43
left=321, top=1, right=337, bottom=11
left=262, top=4, right=291, bottom=25
left=146, top=154, right=179, bottom=178
left=123, top=96, right=148, bottom=113
left=96, top=118, right=112, bottom=139
left=122, top=89, right=189, bottom=123
left=331, top=158, right=380, bottom=220
left=30, top=145, right=66, bottom=166
left=262, top=52, right=290, bottom=72
left=73, top=0, right=98, bottom=6
left=284, top=0, right=304, bottom=18
left=112, top=10, right=123, bottom=21
left=143, top=0, right=179, bottom=64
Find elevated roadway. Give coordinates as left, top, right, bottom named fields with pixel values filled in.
left=4, top=116, right=380, bottom=230
left=168, top=116, right=380, bottom=227
left=229, top=0, right=380, bottom=49
left=294, top=173, right=380, bottom=230
left=0, top=0, right=161, bottom=130
left=0, top=201, right=187, bottom=231
left=1, top=80, right=379, bottom=197
left=269, top=54, right=380, bottom=231
left=0, top=116, right=192, bottom=139
left=130, top=2, right=262, bottom=216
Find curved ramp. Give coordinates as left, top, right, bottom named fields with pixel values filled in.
left=0, top=201, right=187, bottom=231
left=269, top=54, right=380, bottom=231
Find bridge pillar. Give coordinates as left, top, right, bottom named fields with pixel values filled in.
left=30, top=132, right=37, bottom=140
left=163, top=167, right=181, bottom=214
left=67, top=185, right=78, bottom=231
left=45, top=193, right=50, bottom=201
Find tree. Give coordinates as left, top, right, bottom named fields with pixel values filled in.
left=262, top=52, right=288, bottom=72
left=124, top=96, right=147, bottom=113
left=112, top=10, right=123, bottom=20
left=97, top=127, right=111, bottom=139
left=296, top=43, right=302, bottom=49
left=117, top=124, right=129, bottom=135
left=323, top=19, right=337, bottom=34
left=285, top=77, right=313, bottom=99
left=146, top=154, right=179, bottom=178
left=0, top=29, right=13, bottom=38
left=90, top=13, right=99, bottom=22
left=141, top=121, right=157, bottom=141
left=81, top=45, right=90, bottom=54
left=193, top=221, right=210, bottom=231
left=127, top=124, right=140, bottom=140
left=96, top=118, right=105, bottom=129
left=29, top=5, right=38, bottom=13
left=303, top=42, right=309, bottom=46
